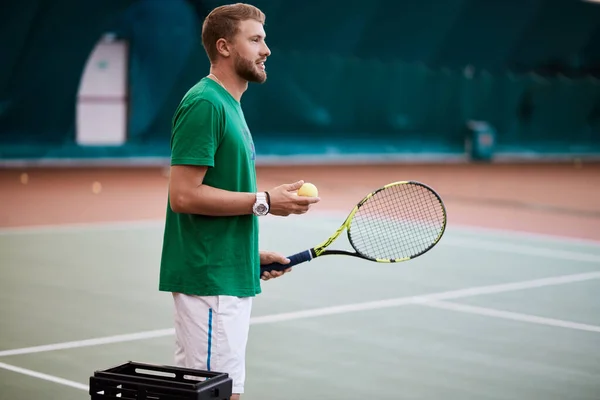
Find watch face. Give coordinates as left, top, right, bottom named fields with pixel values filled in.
left=255, top=204, right=267, bottom=214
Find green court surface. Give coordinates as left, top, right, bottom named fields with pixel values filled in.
left=1, top=214, right=599, bottom=400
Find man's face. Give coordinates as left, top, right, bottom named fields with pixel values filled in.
left=231, top=19, right=271, bottom=83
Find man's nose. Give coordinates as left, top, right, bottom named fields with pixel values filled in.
left=262, top=43, right=271, bottom=57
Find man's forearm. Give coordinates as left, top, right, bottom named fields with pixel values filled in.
left=171, top=184, right=257, bottom=216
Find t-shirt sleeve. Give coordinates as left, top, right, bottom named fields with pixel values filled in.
left=170, top=98, right=223, bottom=167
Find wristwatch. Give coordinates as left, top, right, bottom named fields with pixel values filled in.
left=252, top=192, right=270, bottom=216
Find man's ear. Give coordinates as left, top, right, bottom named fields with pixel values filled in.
left=215, top=38, right=231, bottom=58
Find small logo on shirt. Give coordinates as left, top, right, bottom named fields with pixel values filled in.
left=241, top=127, right=255, bottom=161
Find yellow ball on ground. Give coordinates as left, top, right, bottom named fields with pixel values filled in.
left=298, top=182, right=318, bottom=197
left=92, top=181, right=102, bottom=194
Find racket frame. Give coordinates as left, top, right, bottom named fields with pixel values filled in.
left=259, top=180, right=447, bottom=274
left=312, top=180, right=447, bottom=263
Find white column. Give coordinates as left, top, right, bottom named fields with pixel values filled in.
left=76, top=34, right=128, bottom=145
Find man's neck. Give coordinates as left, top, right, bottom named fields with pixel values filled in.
left=208, top=67, right=247, bottom=102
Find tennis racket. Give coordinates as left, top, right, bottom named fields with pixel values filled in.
left=260, top=181, right=447, bottom=276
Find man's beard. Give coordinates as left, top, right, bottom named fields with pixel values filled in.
left=233, top=49, right=267, bottom=83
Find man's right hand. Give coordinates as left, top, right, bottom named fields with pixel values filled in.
left=268, top=180, right=321, bottom=216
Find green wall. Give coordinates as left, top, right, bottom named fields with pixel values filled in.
left=1, top=0, right=599, bottom=160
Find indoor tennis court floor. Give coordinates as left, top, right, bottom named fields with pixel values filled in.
left=1, top=212, right=599, bottom=400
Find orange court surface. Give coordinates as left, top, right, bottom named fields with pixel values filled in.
left=1, top=162, right=599, bottom=242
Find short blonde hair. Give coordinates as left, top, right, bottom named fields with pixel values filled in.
left=201, top=3, right=266, bottom=62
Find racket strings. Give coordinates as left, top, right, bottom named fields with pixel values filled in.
left=349, top=183, right=446, bottom=260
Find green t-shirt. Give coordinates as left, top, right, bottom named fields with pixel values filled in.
left=159, top=77, right=261, bottom=297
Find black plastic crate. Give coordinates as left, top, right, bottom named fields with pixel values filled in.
left=89, top=361, right=232, bottom=400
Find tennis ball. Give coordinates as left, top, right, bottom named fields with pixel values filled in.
left=92, top=181, right=102, bottom=194
left=298, top=182, right=318, bottom=197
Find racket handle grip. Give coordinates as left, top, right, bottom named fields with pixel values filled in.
left=260, top=250, right=313, bottom=275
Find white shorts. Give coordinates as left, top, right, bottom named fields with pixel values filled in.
left=172, top=293, right=253, bottom=394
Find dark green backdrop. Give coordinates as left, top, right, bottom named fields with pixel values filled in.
left=1, top=0, right=599, bottom=160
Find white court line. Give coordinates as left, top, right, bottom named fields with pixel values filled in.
left=0, top=329, right=175, bottom=357
left=0, top=361, right=89, bottom=391
left=0, top=219, right=164, bottom=235
left=1, top=215, right=599, bottom=391
left=3, top=218, right=598, bottom=264
left=1, top=213, right=599, bottom=248
left=2, top=271, right=600, bottom=358
left=1, top=271, right=599, bottom=393
left=251, top=271, right=600, bottom=324
left=304, top=217, right=600, bottom=263
left=442, top=237, right=600, bottom=263
left=448, top=224, right=600, bottom=247
left=419, top=300, right=600, bottom=333
left=278, top=211, right=600, bottom=247
left=296, top=214, right=600, bottom=261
